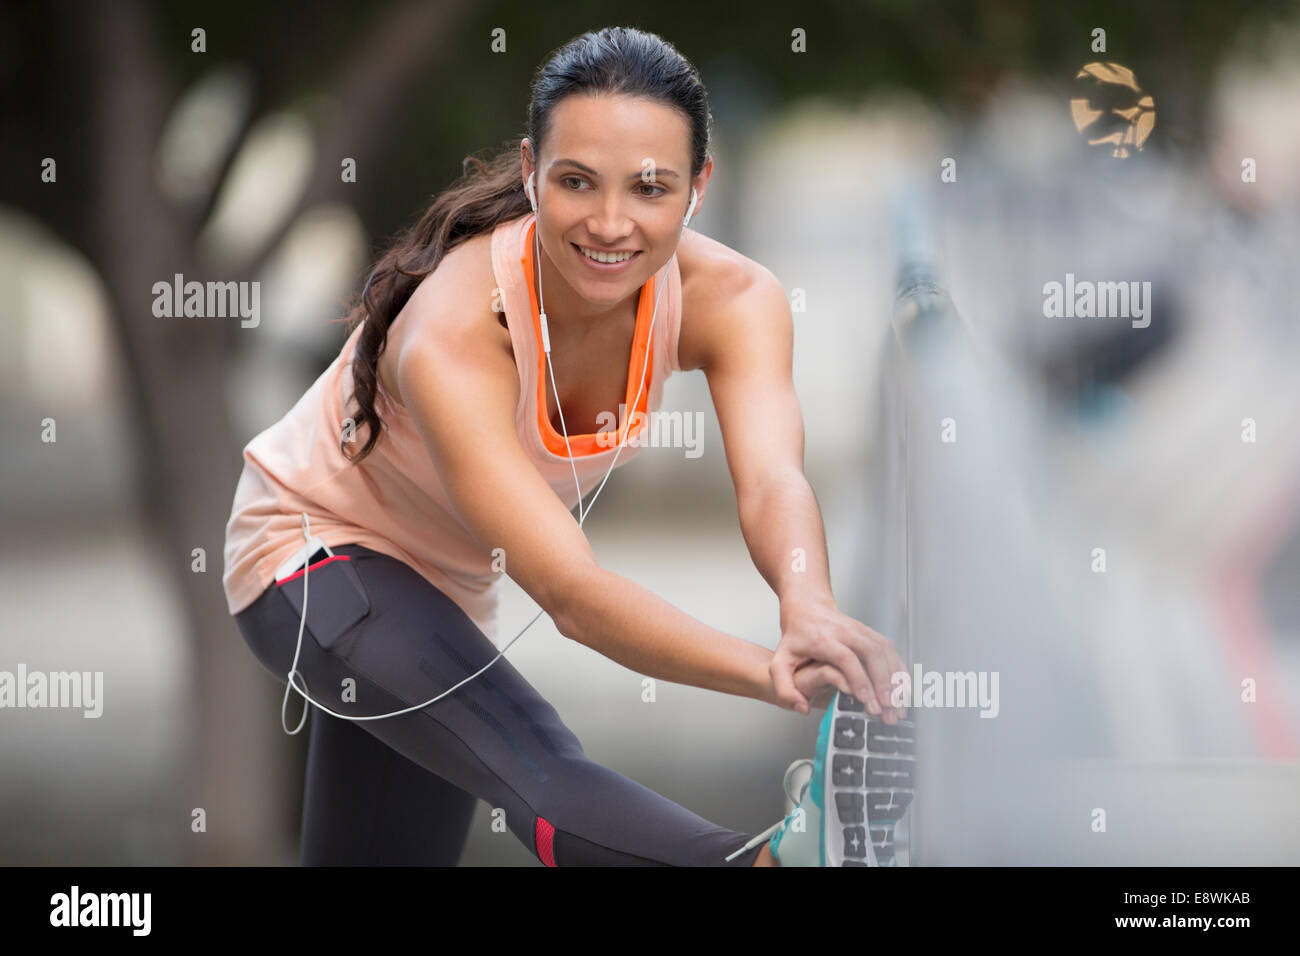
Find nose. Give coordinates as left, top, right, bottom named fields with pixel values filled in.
left=584, top=193, right=634, bottom=245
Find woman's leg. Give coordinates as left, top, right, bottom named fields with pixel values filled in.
left=234, top=543, right=767, bottom=866
left=299, top=706, right=478, bottom=865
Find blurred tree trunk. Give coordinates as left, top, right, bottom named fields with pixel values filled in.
left=83, top=0, right=282, bottom=865
left=35, top=0, right=471, bottom=863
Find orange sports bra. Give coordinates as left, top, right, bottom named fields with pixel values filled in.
left=520, top=217, right=656, bottom=457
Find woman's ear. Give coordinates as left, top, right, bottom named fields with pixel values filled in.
left=522, top=139, right=537, bottom=211
left=520, top=138, right=535, bottom=190
left=690, top=155, right=714, bottom=214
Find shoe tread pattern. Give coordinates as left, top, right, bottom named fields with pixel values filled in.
left=827, top=693, right=915, bottom=866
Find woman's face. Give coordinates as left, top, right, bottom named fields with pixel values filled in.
left=523, top=93, right=709, bottom=312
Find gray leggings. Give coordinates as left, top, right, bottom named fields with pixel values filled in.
left=233, top=543, right=765, bottom=866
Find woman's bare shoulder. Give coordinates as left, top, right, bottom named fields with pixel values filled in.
left=412, top=231, right=502, bottom=334
left=676, top=229, right=778, bottom=372
left=381, top=230, right=513, bottom=407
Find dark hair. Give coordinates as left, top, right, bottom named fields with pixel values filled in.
left=340, top=26, right=713, bottom=464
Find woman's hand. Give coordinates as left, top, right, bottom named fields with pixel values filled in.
left=770, top=597, right=906, bottom=722
left=792, top=659, right=851, bottom=711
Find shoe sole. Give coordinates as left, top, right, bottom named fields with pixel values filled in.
left=821, top=692, right=916, bottom=866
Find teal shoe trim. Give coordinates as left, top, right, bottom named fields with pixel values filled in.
left=811, top=700, right=834, bottom=810
left=813, top=698, right=835, bottom=865
left=769, top=701, right=838, bottom=866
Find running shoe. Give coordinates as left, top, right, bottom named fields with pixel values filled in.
left=768, top=692, right=917, bottom=866
left=723, top=757, right=817, bottom=864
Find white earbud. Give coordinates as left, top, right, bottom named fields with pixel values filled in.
left=683, top=187, right=698, bottom=227
left=526, top=171, right=538, bottom=213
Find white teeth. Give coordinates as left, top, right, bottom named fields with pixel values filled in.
left=579, top=246, right=636, bottom=264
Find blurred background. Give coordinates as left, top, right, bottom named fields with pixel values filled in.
left=1, top=0, right=1297, bottom=865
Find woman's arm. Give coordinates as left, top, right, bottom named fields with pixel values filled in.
left=694, top=261, right=906, bottom=719
left=393, top=243, right=784, bottom=708
left=546, top=565, right=777, bottom=703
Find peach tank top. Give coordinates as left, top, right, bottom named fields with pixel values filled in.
left=222, top=212, right=684, bottom=641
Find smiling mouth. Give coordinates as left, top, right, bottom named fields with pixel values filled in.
left=572, top=242, right=642, bottom=265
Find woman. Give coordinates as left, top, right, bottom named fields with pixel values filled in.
left=223, top=26, right=905, bottom=867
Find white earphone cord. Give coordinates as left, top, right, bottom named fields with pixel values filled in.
left=281, top=185, right=690, bottom=734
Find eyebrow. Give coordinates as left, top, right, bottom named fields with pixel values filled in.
left=552, top=158, right=681, bottom=181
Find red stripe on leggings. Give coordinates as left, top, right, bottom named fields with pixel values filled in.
left=535, top=816, right=557, bottom=867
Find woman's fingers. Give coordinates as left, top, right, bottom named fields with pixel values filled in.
left=770, top=653, right=810, bottom=714
left=794, top=656, right=882, bottom=714
left=816, top=638, right=875, bottom=710
left=794, top=659, right=848, bottom=695
left=819, top=660, right=881, bottom=714
left=813, top=662, right=852, bottom=703
left=776, top=611, right=908, bottom=720
left=838, top=628, right=904, bottom=721
left=824, top=638, right=898, bottom=719
left=792, top=661, right=848, bottom=710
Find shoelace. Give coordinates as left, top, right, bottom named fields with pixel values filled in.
left=723, top=758, right=815, bottom=861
